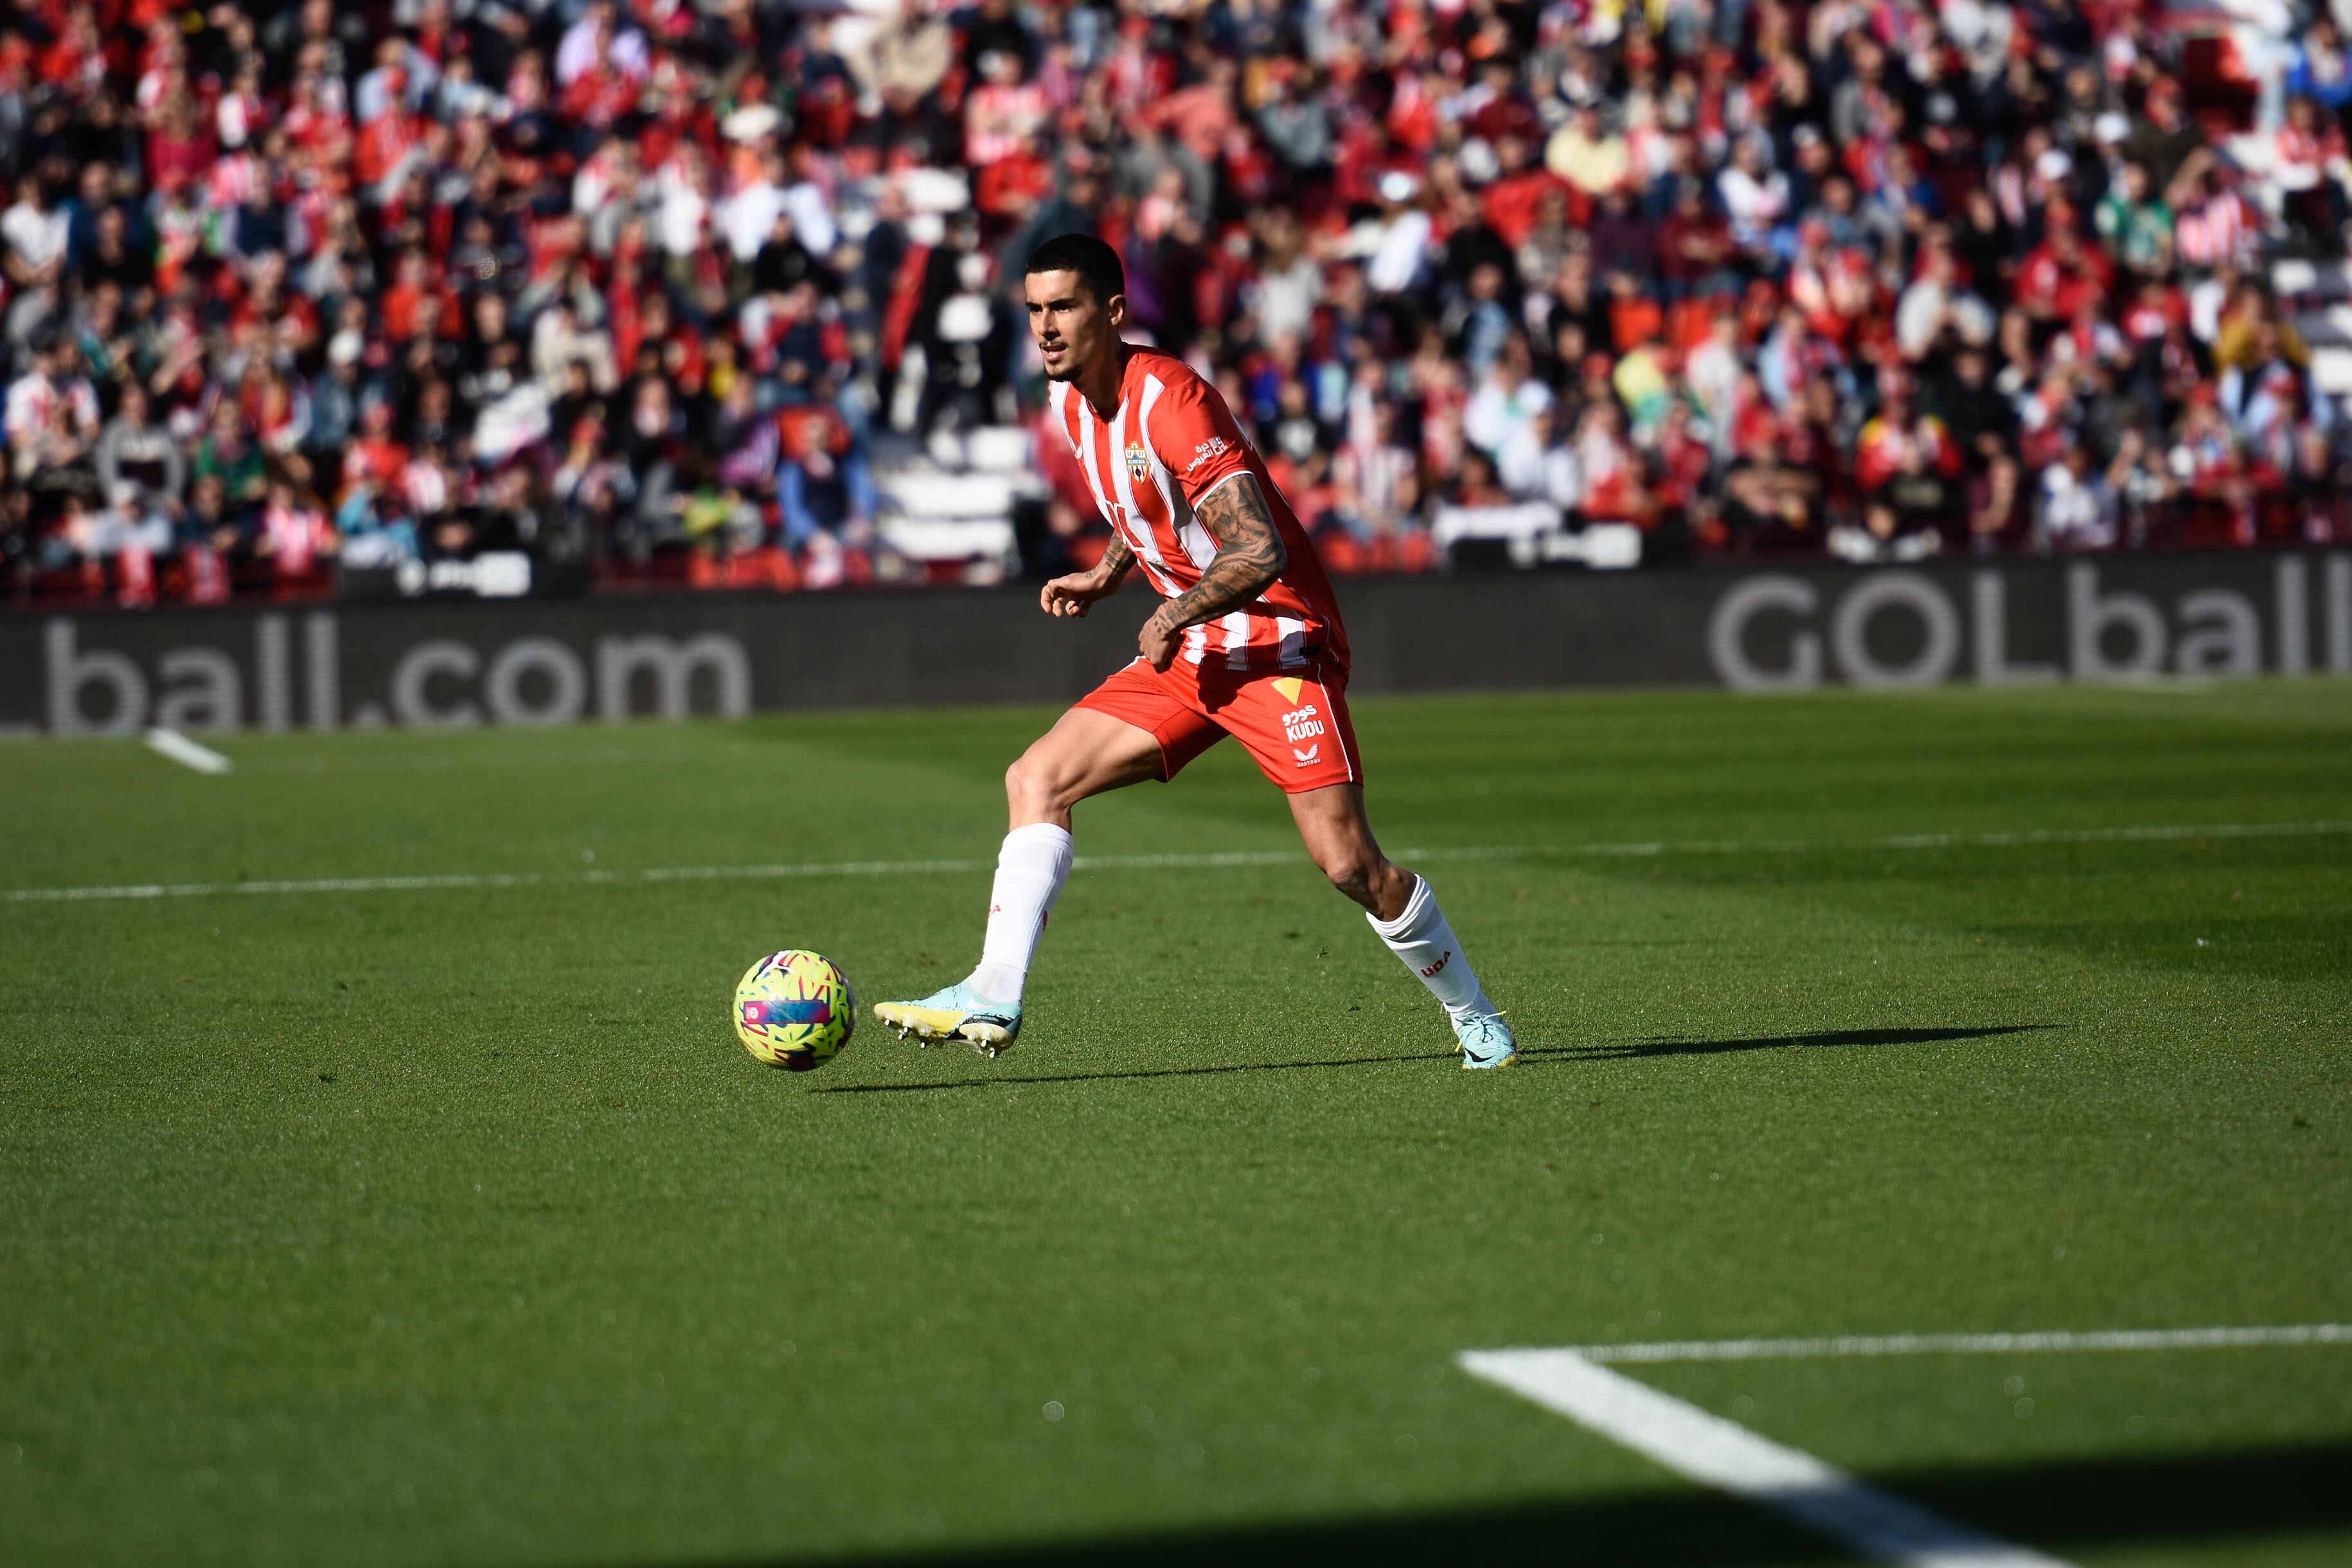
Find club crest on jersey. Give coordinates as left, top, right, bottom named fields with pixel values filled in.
left=1125, top=442, right=1151, bottom=481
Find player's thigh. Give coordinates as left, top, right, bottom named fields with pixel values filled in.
left=1067, top=659, right=1227, bottom=787
left=1007, top=704, right=1168, bottom=815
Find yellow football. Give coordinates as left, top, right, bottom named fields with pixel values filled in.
left=734, top=950, right=856, bottom=1071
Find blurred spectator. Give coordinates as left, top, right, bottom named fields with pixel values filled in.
left=3, top=175, right=67, bottom=292
left=777, top=404, right=875, bottom=551
left=96, top=382, right=183, bottom=524
left=2038, top=440, right=2122, bottom=552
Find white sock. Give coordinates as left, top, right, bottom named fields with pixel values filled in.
left=967, top=823, right=1074, bottom=1003
left=1368, top=875, right=1495, bottom=1020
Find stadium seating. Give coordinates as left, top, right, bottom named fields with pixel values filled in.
left=3, top=0, right=2347, bottom=609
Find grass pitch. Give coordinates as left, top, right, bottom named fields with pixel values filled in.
left=3, top=681, right=2349, bottom=1567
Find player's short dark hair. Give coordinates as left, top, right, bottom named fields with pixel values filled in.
left=1024, top=233, right=1124, bottom=307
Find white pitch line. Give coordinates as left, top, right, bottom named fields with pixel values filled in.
left=638, top=857, right=988, bottom=883
left=3, top=819, right=2347, bottom=906
left=0, top=860, right=990, bottom=904
left=1461, top=1349, right=2074, bottom=1568
left=1564, top=1323, right=2352, bottom=1364
left=143, top=727, right=232, bottom=775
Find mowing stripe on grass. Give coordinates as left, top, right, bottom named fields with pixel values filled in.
left=143, top=727, right=233, bottom=774
left=1461, top=1349, right=2074, bottom=1568
left=1563, top=1323, right=2352, bottom=1364
left=4, top=819, right=2348, bottom=904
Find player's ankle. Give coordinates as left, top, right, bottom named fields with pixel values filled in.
left=1445, top=988, right=1497, bottom=1021
left=968, top=964, right=1026, bottom=1004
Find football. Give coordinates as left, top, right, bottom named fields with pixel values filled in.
left=734, top=950, right=857, bottom=1071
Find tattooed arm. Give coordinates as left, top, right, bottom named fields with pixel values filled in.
left=1138, top=474, right=1287, bottom=671
left=1040, top=531, right=1135, bottom=618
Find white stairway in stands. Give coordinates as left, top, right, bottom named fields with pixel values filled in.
left=872, top=425, right=1046, bottom=580
left=2272, top=258, right=2352, bottom=396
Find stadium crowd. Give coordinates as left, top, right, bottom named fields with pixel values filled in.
left=1, top=0, right=2348, bottom=605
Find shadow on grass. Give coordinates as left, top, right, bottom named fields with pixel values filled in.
left=815, top=1024, right=2055, bottom=1095
left=667, top=1443, right=2352, bottom=1567
left=1607, top=1023, right=2058, bottom=1058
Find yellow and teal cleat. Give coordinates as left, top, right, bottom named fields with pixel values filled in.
left=1452, top=1010, right=1517, bottom=1070
left=872, top=982, right=1023, bottom=1058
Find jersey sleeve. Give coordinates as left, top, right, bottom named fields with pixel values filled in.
left=1150, top=371, right=1256, bottom=513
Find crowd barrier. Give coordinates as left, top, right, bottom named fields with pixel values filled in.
left=4, top=552, right=2347, bottom=736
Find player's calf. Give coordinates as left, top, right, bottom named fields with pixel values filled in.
left=1312, top=842, right=1416, bottom=920
left=1287, top=787, right=1510, bottom=1063
left=1365, top=871, right=1495, bottom=1017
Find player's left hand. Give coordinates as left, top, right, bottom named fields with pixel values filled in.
left=1139, top=608, right=1181, bottom=672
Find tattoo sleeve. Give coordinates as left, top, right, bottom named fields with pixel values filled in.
left=1155, top=474, right=1288, bottom=630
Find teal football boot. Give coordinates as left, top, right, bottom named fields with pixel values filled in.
left=873, top=982, right=1023, bottom=1058
left=1452, top=1010, right=1518, bottom=1070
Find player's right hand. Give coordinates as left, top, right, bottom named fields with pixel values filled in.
left=1040, top=570, right=1108, bottom=618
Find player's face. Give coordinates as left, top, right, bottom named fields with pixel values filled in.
left=1025, top=269, right=1121, bottom=381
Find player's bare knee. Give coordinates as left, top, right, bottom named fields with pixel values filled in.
left=1004, top=755, right=1048, bottom=815
left=1008, top=752, right=1081, bottom=819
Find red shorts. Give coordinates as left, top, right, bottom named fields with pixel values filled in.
left=1076, top=655, right=1363, bottom=793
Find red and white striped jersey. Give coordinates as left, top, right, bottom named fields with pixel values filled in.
left=1049, top=345, right=1350, bottom=673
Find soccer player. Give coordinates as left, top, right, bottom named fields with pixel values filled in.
left=873, top=235, right=1517, bottom=1069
